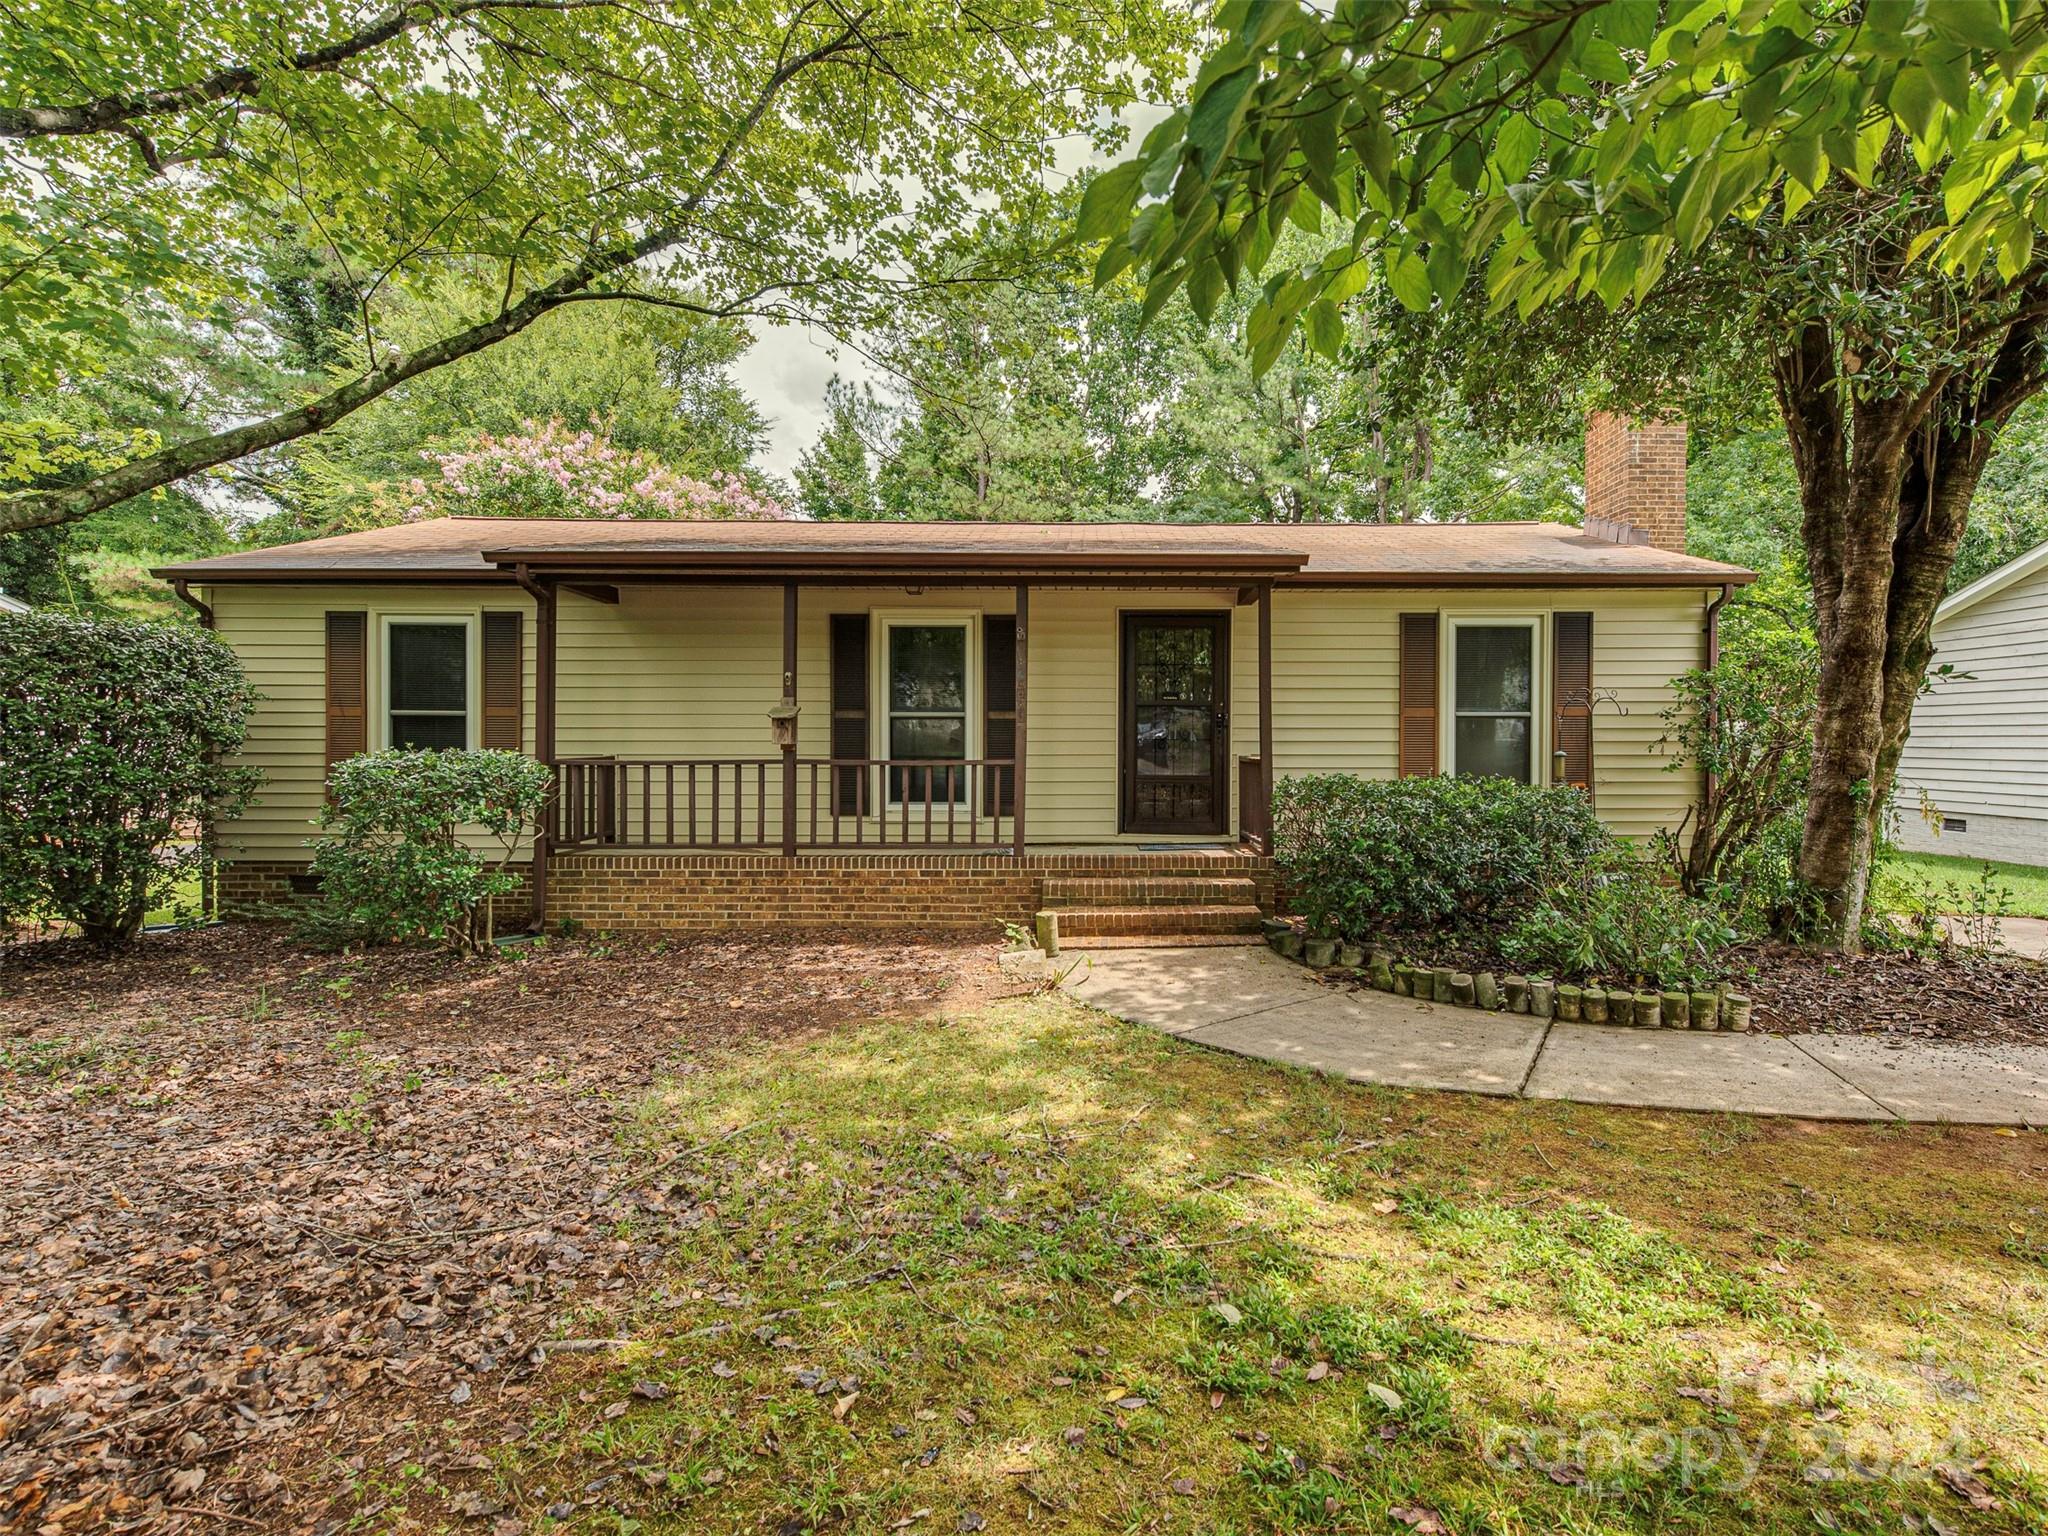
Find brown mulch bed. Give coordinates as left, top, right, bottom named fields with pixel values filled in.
left=0, top=922, right=1008, bottom=1535
left=1725, top=940, right=2048, bottom=1045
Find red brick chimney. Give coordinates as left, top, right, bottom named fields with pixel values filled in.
left=1584, top=412, right=1687, bottom=552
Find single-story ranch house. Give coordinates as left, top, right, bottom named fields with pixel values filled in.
left=156, top=416, right=1753, bottom=941
left=1892, top=536, right=2048, bottom=866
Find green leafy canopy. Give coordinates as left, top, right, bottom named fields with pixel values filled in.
left=0, top=1, right=1194, bottom=529
left=1089, top=0, right=2048, bottom=366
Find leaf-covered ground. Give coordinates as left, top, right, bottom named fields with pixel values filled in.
left=5, top=928, right=2048, bottom=1535
left=0, top=924, right=989, bottom=1533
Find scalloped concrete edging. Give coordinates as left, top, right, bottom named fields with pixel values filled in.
left=1262, top=920, right=1753, bottom=1033
left=1064, top=944, right=2048, bottom=1127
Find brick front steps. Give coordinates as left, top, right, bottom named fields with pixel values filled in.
left=1038, top=875, right=1266, bottom=950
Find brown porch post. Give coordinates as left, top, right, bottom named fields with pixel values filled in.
left=1258, top=581, right=1274, bottom=853
left=782, top=580, right=798, bottom=858
left=1013, top=583, right=1029, bottom=858
left=520, top=567, right=558, bottom=930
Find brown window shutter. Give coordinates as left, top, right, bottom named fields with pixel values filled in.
left=1397, top=613, right=1438, bottom=777
left=1553, top=611, right=1594, bottom=797
left=324, top=611, right=369, bottom=770
left=481, top=610, right=523, bottom=751
left=829, top=613, right=870, bottom=815
left=982, top=615, right=1017, bottom=815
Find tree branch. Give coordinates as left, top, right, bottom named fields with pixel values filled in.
left=0, top=6, right=873, bottom=534
left=0, top=0, right=619, bottom=140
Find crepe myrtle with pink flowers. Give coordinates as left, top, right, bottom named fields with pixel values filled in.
left=390, top=418, right=789, bottom=524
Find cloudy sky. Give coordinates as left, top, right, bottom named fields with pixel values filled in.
left=730, top=101, right=1176, bottom=482
left=731, top=321, right=866, bottom=481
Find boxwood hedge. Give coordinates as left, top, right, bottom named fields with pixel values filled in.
left=1271, top=773, right=1611, bottom=937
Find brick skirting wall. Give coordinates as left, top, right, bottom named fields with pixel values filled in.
left=218, top=861, right=538, bottom=926
left=220, top=850, right=1272, bottom=933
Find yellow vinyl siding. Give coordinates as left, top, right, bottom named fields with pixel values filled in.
left=204, top=580, right=1705, bottom=859
left=208, top=585, right=536, bottom=860
left=1267, top=588, right=1704, bottom=840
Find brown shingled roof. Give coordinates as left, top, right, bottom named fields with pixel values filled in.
left=155, top=516, right=1754, bottom=587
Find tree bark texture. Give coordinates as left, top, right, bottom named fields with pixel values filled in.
left=1773, top=303, right=2043, bottom=951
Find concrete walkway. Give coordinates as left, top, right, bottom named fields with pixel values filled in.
left=1949, top=914, right=2048, bottom=960
left=1063, top=945, right=2048, bottom=1126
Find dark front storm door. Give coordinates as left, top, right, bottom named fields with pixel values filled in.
left=1121, top=612, right=1230, bottom=835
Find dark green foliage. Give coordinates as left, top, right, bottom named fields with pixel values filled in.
left=1499, top=849, right=1735, bottom=989
left=1271, top=774, right=1610, bottom=936
left=1656, top=611, right=1819, bottom=922
left=0, top=524, right=74, bottom=607
left=0, top=611, right=258, bottom=942
left=306, top=750, right=551, bottom=954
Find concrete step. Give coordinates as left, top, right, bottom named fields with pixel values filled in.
left=1066, top=933, right=1266, bottom=950
left=1040, top=876, right=1261, bottom=909
left=1043, top=903, right=1266, bottom=940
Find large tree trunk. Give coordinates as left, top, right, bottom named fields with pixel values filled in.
left=1774, top=313, right=2036, bottom=951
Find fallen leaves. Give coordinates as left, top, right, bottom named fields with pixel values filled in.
left=1727, top=940, right=2048, bottom=1043
left=1388, top=1504, right=1447, bottom=1533
left=1935, top=1462, right=2001, bottom=1511
left=0, top=923, right=987, bottom=1529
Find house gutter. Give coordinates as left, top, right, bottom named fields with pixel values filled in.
left=1705, top=581, right=1733, bottom=667
left=168, top=578, right=220, bottom=920
left=170, top=578, right=214, bottom=629
left=513, top=564, right=553, bottom=934
left=1697, top=582, right=1735, bottom=871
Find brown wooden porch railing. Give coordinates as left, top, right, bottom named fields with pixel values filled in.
left=553, top=756, right=618, bottom=849
left=1237, top=755, right=1271, bottom=853
left=549, top=757, right=1014, bottom=851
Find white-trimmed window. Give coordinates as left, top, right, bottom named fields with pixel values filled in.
left=875, top=614, right=976, bottom=803
left=384, top=616, right=475, bottom=750
left=1446, top=616, right=1540, bottom=783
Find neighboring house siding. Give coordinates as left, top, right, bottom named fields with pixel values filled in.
left=206, top=580, right=1706, bottom=860
left=1893, top=563, right=2048, bottom=864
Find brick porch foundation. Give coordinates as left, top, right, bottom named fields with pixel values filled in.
left=221, top=850, right=1274, bottom=934
left=217, top=861, right=537, bottom=925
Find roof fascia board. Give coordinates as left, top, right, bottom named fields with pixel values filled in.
left=475, top=548, right=1308, bottom=574
left=1933, top=540, right=2048, bottom=625
left=151, top=566, right=1752, bottom=589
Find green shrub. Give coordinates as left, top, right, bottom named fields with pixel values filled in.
left=1500, top=848, right=1735, bottom=987
left=0, top=611, right=259, bottom=943
left=306, top=749, right=551, bottom=954
left=1271, top=773, right=1612, bottom=934
left=1655, top=613, right=1817, bottom=904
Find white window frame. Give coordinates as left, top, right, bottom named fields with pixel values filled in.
left=1441, top=613, right=1546, bottom=785
left=378, top=613, right=478, bottom=751
left=870, top=610, right=980, bottom=807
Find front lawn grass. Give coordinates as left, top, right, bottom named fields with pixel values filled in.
left=427, top=992, right=2048, bottom=1535
left=1878, top=850, right=2048, bottom=920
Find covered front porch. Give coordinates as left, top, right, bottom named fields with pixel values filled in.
left=507, top=529, right=1298, bottom=921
